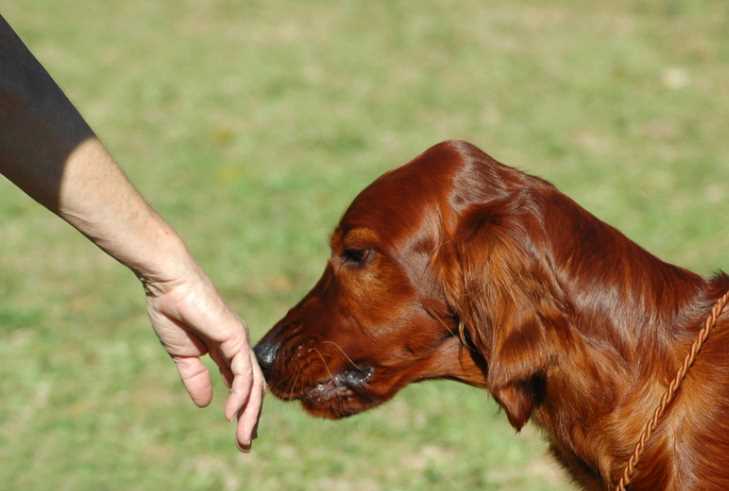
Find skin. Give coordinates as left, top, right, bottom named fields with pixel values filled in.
left=0, top=15, right=263, bottom=450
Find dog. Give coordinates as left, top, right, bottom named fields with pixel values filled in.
left=254, top=140, right=729, bottom=490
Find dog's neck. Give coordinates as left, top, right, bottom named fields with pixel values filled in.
left=446, top=165, right=729, bottom=488
left=532, top=191, right=726, bottom=488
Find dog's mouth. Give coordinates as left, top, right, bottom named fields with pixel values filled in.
left=303, top=366, right=374, bottom=401
left=296, top=366, right=377, bottom=418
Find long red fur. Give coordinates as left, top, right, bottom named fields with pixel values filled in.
left=257, top=140, right=729, bottom=490
left=434, top=141, right=729, bottom=489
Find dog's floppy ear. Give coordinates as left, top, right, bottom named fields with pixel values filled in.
left=441, top=198, right=567, bottom=430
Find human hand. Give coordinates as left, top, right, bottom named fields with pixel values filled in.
left=142, top=267, right=264, bottom=451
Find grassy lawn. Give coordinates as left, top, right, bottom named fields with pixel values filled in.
left=1, top=1, right=728, bottom=490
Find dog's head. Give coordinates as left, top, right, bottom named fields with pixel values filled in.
left=255, top=141, right=566, bottom=427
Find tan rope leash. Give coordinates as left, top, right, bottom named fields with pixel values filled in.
left=615, top=290, right=729, bottom=491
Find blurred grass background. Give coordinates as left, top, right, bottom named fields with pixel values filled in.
left=1, top=1, right=728, bottom=490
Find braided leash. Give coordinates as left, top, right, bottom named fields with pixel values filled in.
left=615, top=290, right=729, bottom=491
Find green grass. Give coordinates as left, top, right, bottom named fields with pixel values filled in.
left=1, top=1, right=728, bottom=490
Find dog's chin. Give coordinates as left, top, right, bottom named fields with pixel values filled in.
left=300, top=392, right=380, bottom=419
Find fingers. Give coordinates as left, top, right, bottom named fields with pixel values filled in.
left=236, top=350, right=265, bottom=452
left=210, top=347, right=234, bottom=388
left=173, top=355, right=213, bottom=408
left=212, top=321, right=264, bottom=451
left=175, top=344, right=264, bottom=452
left=224, top=350, right=254, bottom=422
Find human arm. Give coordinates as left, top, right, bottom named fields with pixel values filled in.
left=0, top=15, right=263, bottom=450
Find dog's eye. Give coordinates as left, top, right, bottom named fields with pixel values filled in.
left=342, top=248, right=371, bottom=266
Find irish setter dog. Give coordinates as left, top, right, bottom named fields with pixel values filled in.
left=254, top=141, right=729, bottom=490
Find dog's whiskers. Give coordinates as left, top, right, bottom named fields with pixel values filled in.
left=285, top=365, right=303, bottom=398
left=321, top=340, right=362, bottom=371
left=313, top=347, right=335, bottom=380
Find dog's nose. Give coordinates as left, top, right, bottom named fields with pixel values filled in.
left=253, top=339, right=279, bottom=377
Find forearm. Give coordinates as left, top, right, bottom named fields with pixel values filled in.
left=1, top=15, right=190, bottom=283
left=50, top=139, right=194, bottom=286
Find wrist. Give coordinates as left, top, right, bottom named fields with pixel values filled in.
left=131, top=227, right=202, bottom=297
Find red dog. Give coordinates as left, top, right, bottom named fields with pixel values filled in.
left=255, top=141, right=729, bottom=490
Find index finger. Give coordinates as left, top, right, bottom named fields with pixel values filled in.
left=236, top=350, right=265, bottom=451
left=224, top=349, right=254, bottom=422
